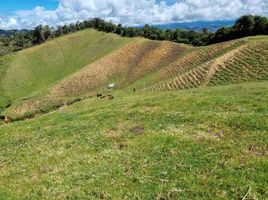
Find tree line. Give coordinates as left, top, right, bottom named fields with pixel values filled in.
left=0, top=15, right=267, bottom=56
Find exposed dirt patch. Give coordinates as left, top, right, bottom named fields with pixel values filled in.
left=139, top=105, right=160, bottom=113
left=196, top=130, right=225, bottom=141
left=129, top=126, right=145, bottom=135
left=245, top=145, right=268, bottom=157
left=105, top=130, right=123, bottom=142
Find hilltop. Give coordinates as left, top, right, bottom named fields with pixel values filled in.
left=0, top=29, right=267, bottom=199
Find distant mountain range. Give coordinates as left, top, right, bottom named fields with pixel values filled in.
left=149, top=20, right=235, bottom=32
left=0, top=20, right=235, bottom=37
left=0, top=30, right=18, bottom=36
left=0, top=29, right=29, bottom=36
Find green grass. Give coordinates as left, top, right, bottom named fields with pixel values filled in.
left=0, top=55, right=12, bottom=111
left=0, top=81, right=267, bottom=199
left=0, top=29, right=131, bottom=103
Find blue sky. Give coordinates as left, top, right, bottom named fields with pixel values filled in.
left=0, top=0, right=267, bottom=29
left=0, top=0, right=58, bottom=15
left=0, top=0, right=175, bottom=15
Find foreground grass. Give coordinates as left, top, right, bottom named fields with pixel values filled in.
left=0, top=81, right=267, bottom=199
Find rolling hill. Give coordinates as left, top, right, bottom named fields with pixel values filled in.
left=0, top=29, right=131, bottom=114
left=0, top=30, right=267, bottom=119
left=0, top=28, right=267, bottom=199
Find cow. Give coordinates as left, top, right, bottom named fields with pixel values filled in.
left=96, top=93, right=103, bottom=98
left=4, top=116, right=13, bottom=124
left=107, top=95, right=114, bottom=100
left=107, top=83, right=116, bottom=90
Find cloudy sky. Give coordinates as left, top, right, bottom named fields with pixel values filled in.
left=0, top=0, right=268, bottom=29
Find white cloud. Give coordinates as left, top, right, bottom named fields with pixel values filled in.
left=0, top=0, right=268, bottom=29
left=0, top=17, right=19, bottom=29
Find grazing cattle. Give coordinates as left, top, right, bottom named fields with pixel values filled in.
left=107, top=95, right=114, bottom=100
left=101, top=96, right=106, bottom=99
left=0, top=115, right=5, bottom=121
left=97, top=93, right=102, bottom=98
left=133, top=88, right=136, bottom=93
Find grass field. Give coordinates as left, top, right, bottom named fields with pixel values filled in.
left=0, top=81, right=267, bottom=199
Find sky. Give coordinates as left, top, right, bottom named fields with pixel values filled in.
left=0, top=0, right=268, bottom=29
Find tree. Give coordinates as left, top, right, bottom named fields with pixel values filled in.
left=234, top=15, right=255, bottom=35
left=13, top=32, right=26, bottom=47
left=114, top=24, right=123, bottom=35
left=55, top=26, right=64, bottom=37
left=62, top=25, right=70, bottom=34
left=253, top=16, right=268, bottom=34
left=43, top=25, right=53, bottom=40
left=33, top=25, right=46, bottom=44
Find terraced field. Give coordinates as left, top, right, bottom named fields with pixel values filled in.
left=144, top=37, right=268, bottom=91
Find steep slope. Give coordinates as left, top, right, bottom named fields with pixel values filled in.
left=143, top=37, right=268, bottom=91
left=3, top=39, right=190, bottom=118
left=0, top=55, right=11, bottom=111
left=0, top=29, right=132, bottom=104
left=50, top=39, right=190, bottom=96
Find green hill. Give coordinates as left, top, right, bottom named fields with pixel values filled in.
left=0, top=29, right=131, bottom=111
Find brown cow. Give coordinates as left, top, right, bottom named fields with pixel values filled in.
left=107, top=95, right=114, bottom=100
left=97, top=93, right=102, bottom=98
left=3, top=116, right=13, bottom=124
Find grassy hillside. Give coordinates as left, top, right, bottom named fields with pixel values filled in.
left=1, top=38, right=191, bottom=119
left=0, top=81, right=267, bottom=199
left=0, top=55, right=12, bottom=111
left=3, top=35, right=268, bottom=119
left=0, top=29, right=132, bottom=106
